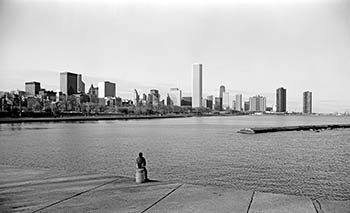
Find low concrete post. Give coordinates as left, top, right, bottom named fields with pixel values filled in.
left=136, top=168, right=145, bottom=183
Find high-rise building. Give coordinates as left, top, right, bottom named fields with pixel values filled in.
left=249, top=95, right=266, bottom=112
left=232, top=100, right=236, bottom=110
left=181, top=97, right=192, bottom=106
left=235, top=94, right=243, bottom=111
left=202, top=98, right=208, bottom=108
left=303, top=91, right=312, bottom=114
left=77, top=74, right=85, bottom=94
left=133, top=89, right=140, bottom=106
left=219, top=85, right=225, bottom=110
left=244, top=101, right=250, bottom=112
left=222, top=92, right=230, bottom=110
left=214, top=97, right=221, bottom=111
left=25, top=81, right=41, bottom=96
left=207, top=95, right=214, bottom=109
left=98, top=81, right=116, bottom=98
left=219, top=85, right=225, bottom=98
left=192, top=63, right=202, bottom=107
left=88, top=84, right=98, bottom=103
left=60, top=72, right=78, bottom=95
left=169, top=88, right=182, bottom=106
left=276, top=87, right=287, bottom=112
left=150, top=89, right=160, bottom=106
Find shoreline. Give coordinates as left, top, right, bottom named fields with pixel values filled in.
left=0, top=114, right=192, bottom=124
left=1, top=165, right=348, bottom=212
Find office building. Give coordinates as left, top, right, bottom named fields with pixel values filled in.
left=149, top=89, right=160, bottom=106
left=214, top=97, right=221, bottom=111
left=169, top=88, right=182, bottom=106
left=133, top=89, right=140, bottom=106
left=222, top=92, right=230, bottom=110
left=232, top=100, right=236, bottom=110
left=98, top=81, right=116, bottom=98
left=303, top=91, right=312, bottom=114
left=202, top=98, right=208, bottom=108
left=219, top=85, right=225, bottom=110
left=235, top=94, right=242, bottom=111
left=181, top=97, right=192, bottom=107
left=77, top=74, right=85, bottom=94
left=60, top=72, right=78, bottom=96
left=207, top=95, right=213, bottom=109
left=244, top=101, right=250, bottom=112
left=249, top=95, right=266, bottom=112
left=88, top=84, right=98, bottom=103
left=276, top=87, right=287, bottom=112
left=25, top=81, right=41, bottom=96
left=192, top=63, right=202, bottom=107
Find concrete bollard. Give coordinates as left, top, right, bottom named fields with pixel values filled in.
left=135, top=168, right=145, bottom=183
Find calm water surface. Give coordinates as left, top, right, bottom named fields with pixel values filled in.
left=1, top=115, right=349, bottom=200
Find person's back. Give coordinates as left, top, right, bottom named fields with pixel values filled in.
left=136, top=155, right=146, bottom=169
left=136, top=152, right=148, bottom=181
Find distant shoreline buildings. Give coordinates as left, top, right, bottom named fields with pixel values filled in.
left=192, top=63, right=203, bottom=108
left=303, top=91, right=312, bottom=114
left=0, top=63, right=319, bottom=116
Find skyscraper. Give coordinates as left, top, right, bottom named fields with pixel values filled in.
left=207, top=95, right=214, bottom=109
left=303, top=91, right=312, bottom=114
left=25, top=81, right=40, bottom=96
left=192, top=63, right=202, bottom=108
left=235, top=94, right=243, bottom=111
left=276, top=87, right=287, bottom=112
left=249, top=95, right=266, bottom=112
left=222, top=92, right=230, bottom=110
left=77, top=74, right=85, bottom=94
left=169, top=88, right=182, bottom=106
left=98, top=81, right=116, bottom=98
left=219, top=85, right=225, bottom=110
left=60, top=72, right=78, bottom=95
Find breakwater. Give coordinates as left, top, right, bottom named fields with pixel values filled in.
left=238, top=124, right=350, bottom=134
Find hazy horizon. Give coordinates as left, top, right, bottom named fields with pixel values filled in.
left=1, top=0, right=349, bottom=113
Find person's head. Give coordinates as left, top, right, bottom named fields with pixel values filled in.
left=139, top=152, right=143, bottom=157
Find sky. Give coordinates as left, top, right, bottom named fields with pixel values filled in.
left=0, top=0, right=349, bottom=113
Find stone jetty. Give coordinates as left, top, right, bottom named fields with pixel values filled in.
left=238, top=124, right=350, bottom=134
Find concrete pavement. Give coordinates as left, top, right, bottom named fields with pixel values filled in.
left=0, top=165, right=349, bottom=212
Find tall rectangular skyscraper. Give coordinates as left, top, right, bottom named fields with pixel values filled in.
left=60, top=72, right=78, bottom=96
left=169, top=88, right=182, bottom=106
left=192, top=63, right=202, bottom=108
left=249, top=95, right=266, bottom=112
left=235, top=94, right=242, bottom=111
left=303, top=91, right=312, bottom=114
left=222, top=92, right=230, bottom=110
left=98, top=81, right=116, bottom=98
left=276, top=87, right=287, bottom=112
left=77, top=74, right=85, bottom=94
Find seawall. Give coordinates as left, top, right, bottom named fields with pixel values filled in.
left=0, top=165, right=349, bottom=212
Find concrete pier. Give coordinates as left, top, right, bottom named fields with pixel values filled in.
left=0, top=165, right=349, bottom=212
left=237, top=124, right=350, bottom=134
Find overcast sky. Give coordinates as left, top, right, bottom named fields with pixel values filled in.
left=0, top=0, right=349, bottom=113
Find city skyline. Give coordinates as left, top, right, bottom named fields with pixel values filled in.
left=0, top=0, right=349, bottom=113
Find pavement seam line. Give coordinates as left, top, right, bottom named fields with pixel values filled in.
left=140, top=184, right=183, bottom=213
left=246, top=191, right=255, bottom=213
left=31, top=177, right=122, bottom=213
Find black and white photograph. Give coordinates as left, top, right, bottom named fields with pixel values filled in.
left=0, top=0, right=349, bottom=212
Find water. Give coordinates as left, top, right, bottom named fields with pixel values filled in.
left=1, top=115, right=350, bottom=200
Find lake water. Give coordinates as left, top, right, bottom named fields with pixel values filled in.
left=0, top=115, right=349, bottom=200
